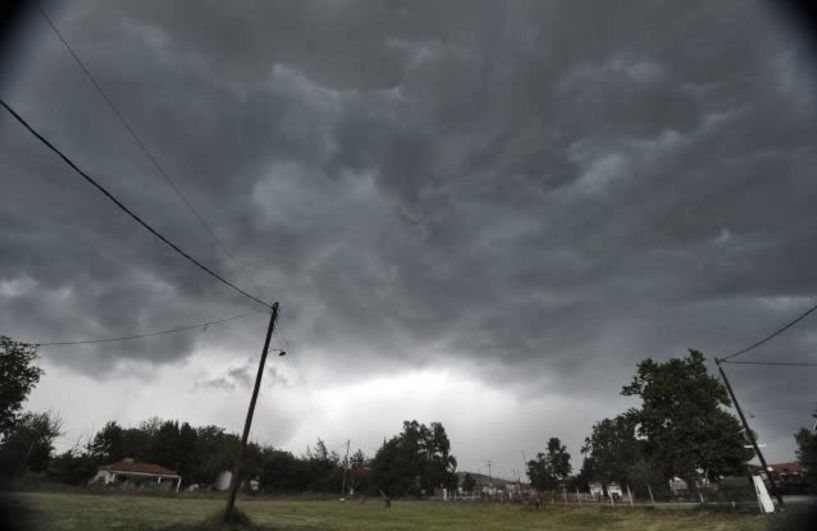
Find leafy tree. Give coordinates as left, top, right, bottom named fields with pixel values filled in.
left=191, top=425, right=237, bottom=485
left=47, top=449, right=98, bottom=485
left=0, top=337, right=43, bottom=438
left=349, top=449, right=369, bottom=469
left=527, top=437, right=571, bottom=490
left=580, top=415, right=643, bottom=487
left=626, top=457, right=666, bottom=498
left=370, top=420, right=458, bottom=496
left=150, top=420, right=181, bottom=469
left=260, top=449, right=302, bottom=492
left=794, top=408, right=817, bottom=493
left=89, top=421, right=125, bottom=462
left=621, top=350, right=752, bottom=491
left=301, top=438, right=340, bottom=492
left=547, top=437, right=572, bottom=478
left=344, top=449, right=371, bottom=494
left=0, top=411, right=62, bottom=476
left=462, top=472, right=476, bottom=493
left=177, top=422, right=199, bottom=480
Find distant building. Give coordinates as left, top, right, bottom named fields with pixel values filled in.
left=747, top=461, right=802, bottom=477
left=588, top=482, right=604, bottom=499
left=668, top=476, right=689, bottom=495
left=606, top=482, right=623, bottom=499
left=91, top=458, right=182, bottom=491
left=747, top=461, right=809, bottom=494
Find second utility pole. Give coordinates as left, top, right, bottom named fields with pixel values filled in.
left=715, top=357, right=784, bottom=509
left=225, top=302, right=280, bottom=518
left=340, top=439, right=350, bottom=498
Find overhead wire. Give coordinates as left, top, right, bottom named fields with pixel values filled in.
left=276, top=316, right=316, bottom=403
left=720, top=360, right=817, bottom=367
left=271, top=333, right=314, bottom=409
left=34, top=2, right=270, bottom=305
left=33, top=310, right=264, bottom=346
left=274, top=335, right=307, bottom=393
left=271, top=314, right=308, bottom=390
left=721, top=300, right=817, bottom=361
left=0, top=99, right=273, bottom=310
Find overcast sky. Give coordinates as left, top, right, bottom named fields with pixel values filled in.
left=1, top=0, right=816, bottom=478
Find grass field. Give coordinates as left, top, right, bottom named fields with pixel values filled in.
left=8, top=491, right=774, bottom=530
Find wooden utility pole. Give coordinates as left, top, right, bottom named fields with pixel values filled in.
left=714, top=357, right=784, bottom=509
left=225, top=302, right=280, bottom=518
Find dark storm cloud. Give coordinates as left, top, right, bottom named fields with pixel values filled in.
left=1, top=0, right=816, bottom=455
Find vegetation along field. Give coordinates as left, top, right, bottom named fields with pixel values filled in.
left=8, top=491, right=779, bottom=531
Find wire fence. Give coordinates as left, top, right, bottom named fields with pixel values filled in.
left=434, top=476, right=780, bottom=513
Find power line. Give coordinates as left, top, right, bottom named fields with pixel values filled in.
left=275, top=315, right=315, bottom=403
left=720, top=360, right=817, bottom=367
left=34, top=310, right=263, bottom=346
left=34, top=2, right=269, bottom=304
left=0, top=99, right=273, bottom=310
left=721, top=300, right=817, bottom=361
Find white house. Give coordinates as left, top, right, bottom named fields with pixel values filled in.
left=606, top=482, right=623, bottom=499
left=588, top=482, right=604, bottom=499
left=91, top=458, right=182, bottom=491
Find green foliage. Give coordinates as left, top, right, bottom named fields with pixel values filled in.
left=81, top=420, right=357, bottom=493
left=580, top=415, right=643, bottom=487
left=89, top=421, right=125, bottom=462
left=370, top=420, right=458, bottom=496
left=794, top=407, right=817, bottom=492
left=0, top=336, right=43, bottom=438
left=346, top=449, right=371, bottom=494
left=0, top=411, right=62, bottom=477
left=621, top=350, right=753, bottom=484
left=527, top=437, right=571, bottom=490
left=46, top=450, right=99, bottom=485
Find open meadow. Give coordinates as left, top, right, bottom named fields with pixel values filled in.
left=7, top=491, right=779, bottom=531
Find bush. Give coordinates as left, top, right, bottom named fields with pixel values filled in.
left=47, top=451, right=98, bottom=485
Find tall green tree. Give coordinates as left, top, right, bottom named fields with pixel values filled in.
left=0, top=411, right=62, bottom=476
left=621, top=350, right=752, bottom=490
left=527, top=437, right=571, bottom=490
left=370, top=420, right=458, bottom=496
left=177, top=422, right=199, bottom=479
left=349, top=449, right=369, bottom=469
left=580, top=415, right=643, bottom=486
left=0, top=337, right=43, bottom=438
left=89, top=421, right=125, bottom=462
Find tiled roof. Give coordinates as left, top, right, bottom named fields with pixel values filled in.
left=748, top=461, right=801, bottom=474
left=101, top=460, right=179, bottom=476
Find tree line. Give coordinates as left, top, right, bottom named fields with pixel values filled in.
left=2, top=336, right=816, bottom=496
left=526, top=350, right=817, bottom=498
left=0, top=336, right=459, bottom=496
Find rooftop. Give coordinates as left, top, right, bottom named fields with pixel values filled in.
left=100, top=460, right=180, bottom=477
